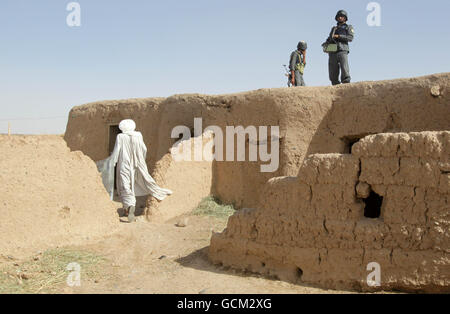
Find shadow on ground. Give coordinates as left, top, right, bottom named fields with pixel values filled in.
left=176, top=246, right=290, bottom=283
left=176, top=246, right=362, bottom=293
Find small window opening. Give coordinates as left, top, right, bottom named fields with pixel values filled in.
left=341, top=134, right=370, bottom=154
left=297, top=267, right=303, bottom=280
left=363, top=191, right=383, bottom=218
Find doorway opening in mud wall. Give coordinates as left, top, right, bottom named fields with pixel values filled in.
left=109, top=124, right=121, bottom=191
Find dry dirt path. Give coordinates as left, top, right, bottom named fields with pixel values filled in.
left=62, top=214, right=346, bottom=294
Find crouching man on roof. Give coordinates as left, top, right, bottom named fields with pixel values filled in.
left=108, top=119, right=173, bottom=222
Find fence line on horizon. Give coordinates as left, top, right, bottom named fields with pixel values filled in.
left=0, top=116, right=68, bottom=135
left=0, top=116, right=67, bottom=122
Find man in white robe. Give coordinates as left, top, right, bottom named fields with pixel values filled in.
left=108, top=119, right=172, bottom=222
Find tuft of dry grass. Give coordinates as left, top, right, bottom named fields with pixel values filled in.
left=0, top=248, right=106, bottom=294
left=192, top=196, right=236, bottom=219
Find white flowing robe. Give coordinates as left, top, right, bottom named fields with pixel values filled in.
left=100, top=131, right=172, bottom=208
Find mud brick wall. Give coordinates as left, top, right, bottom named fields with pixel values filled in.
left=209, top=132, right=450, bottom=292
left=65, top=74, right=450, bottom=210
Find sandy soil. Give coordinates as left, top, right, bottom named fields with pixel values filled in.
left=59, top=213, right=346, bottom=294
left=0, top=135, right=118, bottom=258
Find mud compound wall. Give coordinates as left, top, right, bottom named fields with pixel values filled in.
left=65, top=73, right=450, bottom=211
left=64, top=97, right=164, bottom=167
left=209, top=132, right=450, bottom=292
left=147, top=133, right=214, bottom=222
left=0, top=135, right=119, bottom=257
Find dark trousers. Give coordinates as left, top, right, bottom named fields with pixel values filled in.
left=329, top=51, right=350, bottom=85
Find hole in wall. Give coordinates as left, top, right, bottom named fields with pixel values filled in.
left=296, top=267, right=303, bottom=280
left=363, top=190, right=383, bottom=218
left=341, top=134, right=370, bottom=154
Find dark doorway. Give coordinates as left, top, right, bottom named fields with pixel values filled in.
left=109, top=125, right=121, bottom=154
left=363, top=191, right=383, bottom=219
left=109, top=125, right=121, bottom=192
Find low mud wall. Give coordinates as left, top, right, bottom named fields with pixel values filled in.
left=209, top=132, right=450, bottom=292
left=65, top=73, right=450, bottom=210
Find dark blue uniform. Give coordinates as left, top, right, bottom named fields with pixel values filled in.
left=326, top=23, right=354, bottom=85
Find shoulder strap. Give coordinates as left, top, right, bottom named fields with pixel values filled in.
left=327, top=27, right=338, bottom=44
left=296, top=51, right=303, bottom=63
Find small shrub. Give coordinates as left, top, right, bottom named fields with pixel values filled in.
left=192, top=196, right=236, bottom=219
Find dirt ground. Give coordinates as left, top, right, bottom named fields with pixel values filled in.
left=0, top=134, right=346, bottom=294
left=0, top=207, right=356, bottom=294
left=52, top=211, right=350, bottom=294
left=2, top=212, right=351, bottom=294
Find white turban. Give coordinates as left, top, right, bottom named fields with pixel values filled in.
left=119, top=119, right=136, bottom=133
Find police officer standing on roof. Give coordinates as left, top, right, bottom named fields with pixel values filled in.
left=325, top=10, right=355, bottom=85
left=289, top=41, right=307, bottom=86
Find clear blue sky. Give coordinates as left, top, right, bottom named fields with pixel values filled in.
left=1, top=0, right=449, bottom=134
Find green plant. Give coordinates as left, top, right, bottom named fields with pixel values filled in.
left=192, top=196, right=236, bottom=219
left=0, top=248, right=106, bottom=294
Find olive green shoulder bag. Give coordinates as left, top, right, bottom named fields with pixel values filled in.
left=322, top=27, right=338, bottom=53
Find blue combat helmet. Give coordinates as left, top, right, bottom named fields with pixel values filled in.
left=335, top=10, right=348, bottom=22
